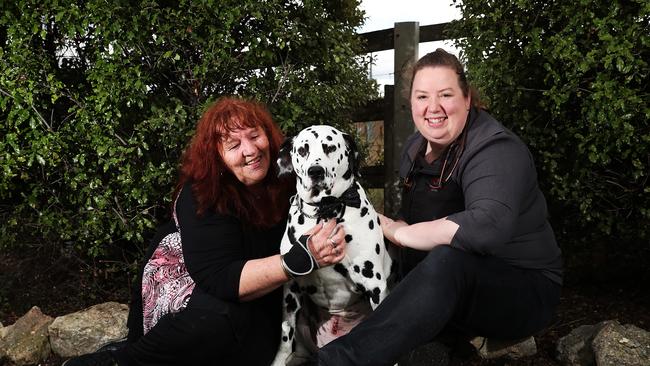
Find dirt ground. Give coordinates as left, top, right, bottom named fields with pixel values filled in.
left=1, top=245, right=648, bottom=366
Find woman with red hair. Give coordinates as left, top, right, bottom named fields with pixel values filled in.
left=65, top=97, right=346, bottom=365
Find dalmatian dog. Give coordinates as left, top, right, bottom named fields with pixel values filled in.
left=272, top=125, right=393, bottom=366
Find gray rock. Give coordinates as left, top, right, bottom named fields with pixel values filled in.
left=592, top=321, right=650, bottom=366
left=556, top=321, right=614, bottom=366
left=0, top=321, right=10, bottom=359
left=0, top=306, right=53, bottom=366
left=48, top=301, right=129, bottom=358
left=470, top=336, right=537, bottom=360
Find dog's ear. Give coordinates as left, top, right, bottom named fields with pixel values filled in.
left=342, top=133, right=361, bottom=179
left=277, top=137, right=295, bottom=177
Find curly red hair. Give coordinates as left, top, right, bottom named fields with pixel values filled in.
left=177, top=96, right=293, bottom=228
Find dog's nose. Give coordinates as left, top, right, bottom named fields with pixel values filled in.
left=307, top=166, right=325, bottom=180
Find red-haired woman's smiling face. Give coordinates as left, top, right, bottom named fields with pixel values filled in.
left=219, top=126, right=270, bottom=187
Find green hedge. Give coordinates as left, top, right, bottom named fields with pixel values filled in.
left=0, top=0, right=376, bottom=258
left=451, top=1, right=649, bottom=248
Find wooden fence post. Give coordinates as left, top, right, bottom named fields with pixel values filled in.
left=384, top=22, right=419, bottom=217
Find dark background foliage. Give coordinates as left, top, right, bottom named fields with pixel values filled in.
left=0, top=0, right=376, bottom=264
left=450, top=0, right=649, bottom=282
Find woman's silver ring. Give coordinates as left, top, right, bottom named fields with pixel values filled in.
left=329, top=238, right=337, bottom=249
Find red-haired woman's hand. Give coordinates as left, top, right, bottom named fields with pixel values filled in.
left=306, top=220, right=346, bottom=267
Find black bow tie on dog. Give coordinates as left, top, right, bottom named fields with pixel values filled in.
left=309, top=184, right=362, bottom=220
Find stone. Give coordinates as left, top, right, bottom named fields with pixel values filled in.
left=556, top=321, right=614, bottom=366
left=48, top=301, right=129, bottom=358
left=0, top=321, right=10, bottom=359
left=0, top=306, right=53, bottom=366
left=592, top=321, right=650, bottom=366
left=0, top=321, right=9, bottom=339
left=470, top=336, right=537, bottom=360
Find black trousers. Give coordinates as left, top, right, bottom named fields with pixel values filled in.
left=318, top=245, right=561, bottom=366
left=113, top=308, right=239, bottom=366
left=113, top=305, right=279, bottom=366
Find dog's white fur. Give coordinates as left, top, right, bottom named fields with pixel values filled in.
left=272, top=125, right=393, bottom=365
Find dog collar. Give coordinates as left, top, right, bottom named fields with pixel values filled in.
left=299, top=183, right=362, bottom=220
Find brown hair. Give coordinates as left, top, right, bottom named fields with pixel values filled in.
left=177, top=96, right=293, bottom=228
left=406, top=48, right=483, bottom=108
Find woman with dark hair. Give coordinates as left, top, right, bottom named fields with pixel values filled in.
left=318, top=49, right=563, bottom=365
left=64, top=97, right=346, bottom=365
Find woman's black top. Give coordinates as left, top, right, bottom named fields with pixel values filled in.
left=127, top=182, right=287, bottom=364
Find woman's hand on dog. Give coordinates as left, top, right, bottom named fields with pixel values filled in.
left=378, top=213, right=408, bottom=247
left=306, top=220, right=347, bottom=267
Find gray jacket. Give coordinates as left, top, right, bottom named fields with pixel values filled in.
left=399, top=108, right=563, bottom=284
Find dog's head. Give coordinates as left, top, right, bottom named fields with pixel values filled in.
left=278, top=125, right=360, bottom=204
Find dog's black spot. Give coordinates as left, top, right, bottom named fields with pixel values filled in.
left=288, top=226, right=297, bottom=245
left=282, top=335, right=288, bottom=342
left=311, top=130, right=319, bottom=138
left=345, top=234, right=353, bottom=243
left=290, top=281, right=300, bottom=293
left=312, top=187, right=320, bottom=197
left=360, top=207, right=369, bottom=217
left=377, top=217, right=380, bottom=225
left=304, top=285, right=318, bottom=295
left=361, top=261, right=374, bottom=279
left=342, top=167, right=352, bottom=180
left=336, top=217, right=345, bottom=224
left=285, top=294, right=298, bottom=313
left=353, top=265, right=360, bottom=273
left=370, top=287, right=381, bottom=304
left=298, top=214, right=304, bottom=225
left=325, top=189, right=331, bottom=195
left=375, top=243, right=380, bottom=255
left=332, top=129, right=338, bottom=135
left=334, top=263, right=348, bottom=277
left=322, top=143, right=337, bottom=155
left=376, top=273, right=382, bottom=280
left=355, top=283, right=366, bottom=293
left=369, top=220, right=374, bottom=230
left=326, top=135, right=333, bottom=141
left=298, top=143, right=309, bottom=157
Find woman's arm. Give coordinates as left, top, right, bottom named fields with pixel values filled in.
left=379, top=213, right=459, bottom=250
left=239, top=220, right=346, bottom=301
left=179, top=186, right=346, bottom=302
left=238, top=254, right=288, bottom=302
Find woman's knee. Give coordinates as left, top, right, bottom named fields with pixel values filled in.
left=421, top=245, right=470, bottom=271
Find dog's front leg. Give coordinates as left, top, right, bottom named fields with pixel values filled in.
left=272, top=280, right=301, bottom=366
left=348, top=253, right=391, bottom=311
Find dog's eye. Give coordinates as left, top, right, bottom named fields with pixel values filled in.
left=298, top=144, right=310, bottom=157
left=322, top=144, right=337, bottom=155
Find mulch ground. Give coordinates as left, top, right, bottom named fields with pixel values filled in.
left=1, top=246, right=648, bottom=366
